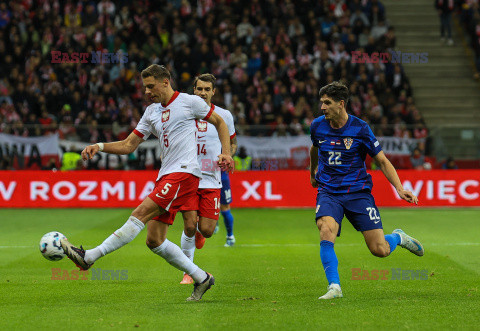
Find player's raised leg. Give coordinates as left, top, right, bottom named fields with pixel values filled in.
left=147, top=219, right=214, bottom=301
left=361, top=226, right=423, bottom=258
left=61, top=197, right=160, bottom=270
left=317, top=216, right=343, bottom=299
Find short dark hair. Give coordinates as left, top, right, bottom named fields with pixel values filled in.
left=319, top=81, right=349, bottom=105
left=141, top=64, right=171, bottom=81
left=193, top=73, right=216, bottom=89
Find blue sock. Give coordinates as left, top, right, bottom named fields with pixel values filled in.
left=385, top=233, right=401, bottom=255
left=221, top=210, right=234, bottom=237
left=320, top=240, right=340, bottom=285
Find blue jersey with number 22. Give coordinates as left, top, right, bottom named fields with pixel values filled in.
left=310, top=115, right=382, bottom=194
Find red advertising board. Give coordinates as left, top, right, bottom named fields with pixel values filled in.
left=0, top=170, right=479, bottom=208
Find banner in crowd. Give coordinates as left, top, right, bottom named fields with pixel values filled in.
left=0, top=134, right=424, bottom=170
left=59, top=139, right=163, bottom=170
left=1, top=170, right=479, bottom=208
left=376, top=136, right=425, bottom=156
left=0, top=133, right=60, bottom=168
left=236, top=135, right=425, bottom=162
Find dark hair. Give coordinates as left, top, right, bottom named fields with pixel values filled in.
left=319, top=81, right=349, bottom=105
left=193, top=73, right=216, bottom=89
left=141, top=64, right=171, bottom=81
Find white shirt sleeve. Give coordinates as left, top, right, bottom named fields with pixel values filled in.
left=133, top=106, right=152, bottom=140
left=189, top=94, right=213, bottom=120
left=224, top=110, right=236, bottom=138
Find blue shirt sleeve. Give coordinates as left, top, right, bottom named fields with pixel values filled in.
left=310, top=119, right=320, bottom=147
left=364, top=125, right=382, bottom=157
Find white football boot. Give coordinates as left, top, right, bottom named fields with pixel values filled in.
left=393, top=229, right=424, bottom=256
left=318, top=283, right=343, bottom=300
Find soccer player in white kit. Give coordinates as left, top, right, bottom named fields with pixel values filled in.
left=60, top=65, right=234, bottom=301
left=160, top=74, right=237, bottom=285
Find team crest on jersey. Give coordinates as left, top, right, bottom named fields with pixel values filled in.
left=161, top=109, right=170, bottom=123
left=196, top=120, right=208, bottom=132
left=344, top=137, right=353, bottom=150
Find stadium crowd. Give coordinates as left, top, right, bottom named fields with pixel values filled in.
left=0, top=0, right=428, bottom=143
left=457, top=0, right=480, bottom=79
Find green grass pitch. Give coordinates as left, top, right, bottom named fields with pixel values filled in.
left=0, top=208, right=479, bottom=329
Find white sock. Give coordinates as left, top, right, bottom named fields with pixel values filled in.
left=181, top=231, right=195, bottom=262
left=151, top=239, right=207, bottom=283
left=85, top=216, right=145, bottom=264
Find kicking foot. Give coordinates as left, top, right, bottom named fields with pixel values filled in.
left=224, top=236, right=235, bottom=247
left=60, top=238, right=93, bottom=270
left=195, top=231, right=206, bottom=249
left=393, top=229, right=424, bottom=256
left=186, top=274, right=215, bottom=301
left=318, top=283, right=343, bottom=300
left=213, top=223, right=220, bottom=235
left=180, top=273, right=194, bottom=285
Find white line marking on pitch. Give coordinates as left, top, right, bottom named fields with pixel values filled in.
left=237, top=243, right=480, bottom=247
left=0, top=243, right=479, bottom=249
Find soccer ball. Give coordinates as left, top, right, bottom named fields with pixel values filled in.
left=39, top=232, right=66, bottom=261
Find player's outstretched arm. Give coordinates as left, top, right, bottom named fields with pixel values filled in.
left=309, top=146, right=319, bottom=188
left=206, top=111, right=234, bottom=172
left=230, top=135, right=238, bottom=156
left=373, top=151, right=418, bottom=205
left=81, top=132, right=144, bottom=161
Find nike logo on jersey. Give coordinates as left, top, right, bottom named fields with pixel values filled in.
left=319, top=140, right=326, bottom=144
left=198, top=136, right=206, bottom=139
left=214, top=212, right=219, bottom=215
left=374, top=220, right=380, bottom=224
left=155, top=193, right=166, bottom=199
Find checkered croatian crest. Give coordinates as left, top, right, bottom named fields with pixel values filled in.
left=343, top=137, right=353, bottom=150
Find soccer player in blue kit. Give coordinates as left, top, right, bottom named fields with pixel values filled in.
left=219, top=171, right=236, bottom=246
left=310, top=82, right=425, bottom=300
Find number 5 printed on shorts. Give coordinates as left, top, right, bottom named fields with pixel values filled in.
left=156, top=183, right=172, bottom=199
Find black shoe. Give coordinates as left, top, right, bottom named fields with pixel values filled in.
left=60, top=238, right=93, bottom=270
left=186, top=274, right=215, bottom=301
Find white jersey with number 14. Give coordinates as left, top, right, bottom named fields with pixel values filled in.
left=196, top=104, right=236, bottom=189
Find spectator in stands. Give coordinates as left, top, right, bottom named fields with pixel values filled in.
left=442, top=156, right=458, bottom=169
left=0, top=155, right=14, bottom=170
left=61, top=148, right=82, bottom=171
left=42, top=157, right=59, bottom=171
left=435, top=0, right=455, bottom=45
left=234, top=146, right=252, bottom=171
left=410, top=147, right=425, bottom=170
left=0, top=0, right=425, bottom=154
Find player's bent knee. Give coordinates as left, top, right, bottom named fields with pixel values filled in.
left=199, top=226, right=214, bottom=238
left=198, top=220, right=216, bottom=238
left=370, top=244, right=389, bottom=258
left=146, top=237, right=164, bottom=249
left=318, top=220, right=337, bottom=241
left=183, top=219, right=196, bottom=237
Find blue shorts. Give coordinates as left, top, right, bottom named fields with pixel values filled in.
left=220, top=171, right=232, bottom=205
left=315, top=190, right=383, bottom=236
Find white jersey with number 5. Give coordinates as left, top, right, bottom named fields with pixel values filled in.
left=196, top=104, right=236, bottom=189
left=133, top=91, right=213, bottom=181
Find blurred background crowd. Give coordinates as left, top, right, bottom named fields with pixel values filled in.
left=0, top=0, right=429, bottom=142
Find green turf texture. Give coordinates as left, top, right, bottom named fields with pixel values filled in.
left=0, top=208, right=479, bottom=330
